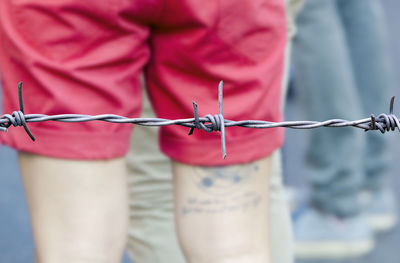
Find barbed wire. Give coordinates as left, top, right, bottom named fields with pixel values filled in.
left=1, top=82, right=399, bottom=159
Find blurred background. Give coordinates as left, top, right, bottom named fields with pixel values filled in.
left=1, top=0, right=400, bottom=262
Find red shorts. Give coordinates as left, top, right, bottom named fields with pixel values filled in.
left=0, top=0, right=286, bottom=165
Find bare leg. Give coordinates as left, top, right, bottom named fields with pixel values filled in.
left=19, top=152, right=129, bottom=263
left=173, top=156, right=272, bottom=263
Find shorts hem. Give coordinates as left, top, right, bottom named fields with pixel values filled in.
left=1, top=126, right=132, bottom=160
left=161, top=128, right=284, bottom=166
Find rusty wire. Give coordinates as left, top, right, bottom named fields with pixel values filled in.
left=1, top=82, right=399, bottom=159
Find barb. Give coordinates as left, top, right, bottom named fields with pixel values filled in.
left=188, top=81, right=226, bottom=159
left=0, top=82, right=35, bottom=141
left=1, top=82, right=399, bottom=159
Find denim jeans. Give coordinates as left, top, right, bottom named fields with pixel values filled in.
left=292, top=0, right=393, bottom=217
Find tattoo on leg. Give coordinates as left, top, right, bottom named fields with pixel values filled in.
left=192, top=163, right=259, bottom=195
left=181, top=163, right=263, bottom=216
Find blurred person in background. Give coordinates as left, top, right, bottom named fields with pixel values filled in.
left=0, top=1, right=288, bottom=263
left=291, top=0, right=396, bottom=259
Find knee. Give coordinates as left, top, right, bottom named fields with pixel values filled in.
left=35, top=253, right=121, bottom=263
left=180, top=238, right=270, bottom=263
left=182, top=248, right=270, bottom=263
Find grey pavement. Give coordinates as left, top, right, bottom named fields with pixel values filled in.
left=0, top=147, right=33, bottom=262
left=1, top=0, right=400, bottom=262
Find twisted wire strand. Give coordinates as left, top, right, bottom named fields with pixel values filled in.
left=1, top=82, right=399, bottom=159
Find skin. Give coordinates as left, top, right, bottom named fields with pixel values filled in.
left=173, top=156, right=272, bottom=263
left=18, top=152, right=272, bottom=263
left=18, top=153, right=129, bottom=263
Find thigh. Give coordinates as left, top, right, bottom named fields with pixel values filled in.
left=293, top=0, right=362, bottom=120
left=126, top=87, right=186, bottom=263
left=19, top=153, right=129, bottom=263
left=172, top=156, right=272, bottom=262
left=337, top=0, right=393, bottom=184
left=269, top=150, right=294, bottom=263
left=337, top=0, right=392, bottom=113
left=293, top=0, right=366, bottom=216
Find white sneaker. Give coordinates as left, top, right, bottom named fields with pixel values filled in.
left=362, top=188, right=398, bottom=233
left=293, top=206, right=374, bottom=259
